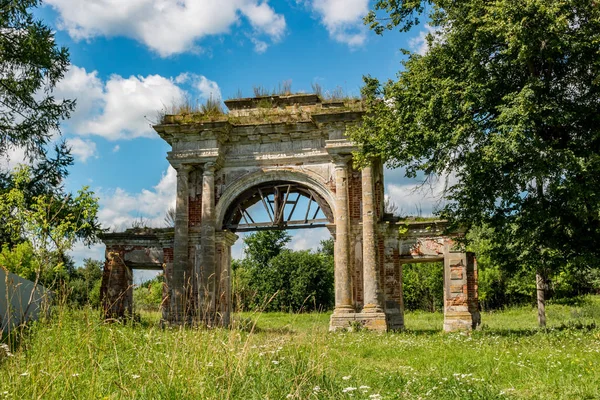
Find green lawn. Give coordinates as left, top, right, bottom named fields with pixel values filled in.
left=1, top=298, right=599, bottom=399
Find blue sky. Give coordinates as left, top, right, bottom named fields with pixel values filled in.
left=3, top=1, right=448, bottom=279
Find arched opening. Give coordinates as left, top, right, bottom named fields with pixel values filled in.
left=222, top=180, right=334, bottom=232
left=217, top=178, right=336, bottom=315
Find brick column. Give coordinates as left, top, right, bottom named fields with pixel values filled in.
left=100, top=249, right=133, bottom=320
left=171, top=164, right=191, bottom=323
left=361, top=164, right=384, bottom=313
left=443, top=251, right=481, bottom=331
left=330, top=156, right=354, bottom=330
left=199, top=162, right=217, bottom=323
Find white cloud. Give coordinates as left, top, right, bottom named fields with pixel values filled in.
left=195, top=76, right=222, bottom=100
left=408, top=24, right=438, bottom=56
left=82, top=74, right=187, bottom=140
left=289, top=228, right=331, bottom=251
left=250, top=37, right=268, bottom=54
left=46, top=0, right=286, bottom=57
left=386, top=175, right=454, bottom=217
left=55, top=66, right=220, bottom=140
left=242, top=2, right=286, bottom=41
left=112, top=145, right=120, bottom=153
left=98, top=166, right=177, bottom=231
left=70, top=241, right=105, bottom=265
left=311, top=0, right=369, bottom=47
left=0, top=146, right=28, bottom=171
left=66, top=137, right=98, bottom=163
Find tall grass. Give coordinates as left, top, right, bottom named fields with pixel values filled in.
left=1, top=298, right=600, bottom=399
left=157, top=95, right=225, bottom=124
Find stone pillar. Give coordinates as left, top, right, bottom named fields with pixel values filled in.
left=199, top=162, right=217, bottom=323
left=100, top=249, right=133, bottom=320
left=361, top=164, right=384, bottom=313
left=171, top=164, right=191, bottom=323
left=443, top=251, right=481, bottom=331
left=330, top=156, right=354, bottom=330
left=360, top=163, right=388, bottom=330
left=215, top=231, right=238, bottom=327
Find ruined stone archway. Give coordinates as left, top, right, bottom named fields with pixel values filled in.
left=99, top=94, right=480, bottom=331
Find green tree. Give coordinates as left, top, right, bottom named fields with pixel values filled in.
left=243, top=230, right=291, bottom=267
left=0, top=0, right=74, bottom=160
left=68, top=258, right=103, bottom=307
left=402, top=262, right=443, bottom=312
left=354, top=0, right=600, bottom=326
left=232, top=232, right=334, bottom=312
left=0, top=142, right=76, bottom=245
left=133, top=275, right=164, bottom=312
left=0, top=166, right=101, bottom=289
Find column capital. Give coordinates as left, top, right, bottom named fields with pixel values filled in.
left=332, top=154, right=352, bottom=169
left=175, top=163, right=193, bottom=174
left=216, top=231, right=238, bottom=247
left=203, top=162, right=216, bottom=176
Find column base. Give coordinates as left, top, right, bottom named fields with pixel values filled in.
left=362, top=303, right=384, bottom=313
left=443, top=306, right=481, bottom=332
left=330, top=312, right=395, bottom=332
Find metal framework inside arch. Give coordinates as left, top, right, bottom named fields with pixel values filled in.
left=222, top=181, right=334, bottom=232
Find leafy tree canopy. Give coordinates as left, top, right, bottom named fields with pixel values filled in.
left=0, top=2, right=102, bottom=255
left=353, top=0, right=600, bottom=275
left=242, top=230, right=291, bottom=267
left=0, top=0, right=74, bottom=161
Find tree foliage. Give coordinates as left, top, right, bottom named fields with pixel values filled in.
left=68, top=258, right=103, bottom=307
left=402, top=262, right=443, bottom=312
left=134, top=275, right=164, bottom=312
left=353, top=1, right=600, bottom=321
left=0, top=166, right=101, bottom=289
left=242, top=230, right=291, bottom=267
left=233, top=233, right=334, bottom=312
left=0, top=0, right=74, bottom=160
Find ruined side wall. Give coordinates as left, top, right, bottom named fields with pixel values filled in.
left=100, top=232, right=172, bottom=320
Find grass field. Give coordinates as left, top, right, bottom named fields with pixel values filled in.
left=1, top=298, right=599, bottom=399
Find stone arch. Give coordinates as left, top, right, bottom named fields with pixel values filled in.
left=215, top=169, right=337, bottom=231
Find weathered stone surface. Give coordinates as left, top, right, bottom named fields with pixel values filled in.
left=123, top=248, right=163, bottom=267
left=99, top=94, right=480, bottom=332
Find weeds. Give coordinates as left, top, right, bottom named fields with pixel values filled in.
left=1, top=298, right=600, bottom=398
left=159, top=95, right=226, bottom=124
left=252, top=80, right=293, bottom=98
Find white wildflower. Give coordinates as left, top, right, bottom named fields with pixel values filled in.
left=72, top=373, right=80, bottom=377
left=369, top=395, right=382, bottom=400
left=131, top=374, right=140, bottom=379
left=342, top=387, right=357, bottom=393
left=272, top=360, right=279, bottom=365
left=313, top=386, right=321, bottom=392
left=1, top=344, right=12, bottom=357
left=342, top=375, right=351, bottom=380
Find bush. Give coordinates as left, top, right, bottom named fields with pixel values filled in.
left=134, top=276, right=164, bottom=311
left=232, top=234, right=334, bottom=312
left=67, top=258, right=103, bottom=307
left=402, top=263, right=443, bottom=312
